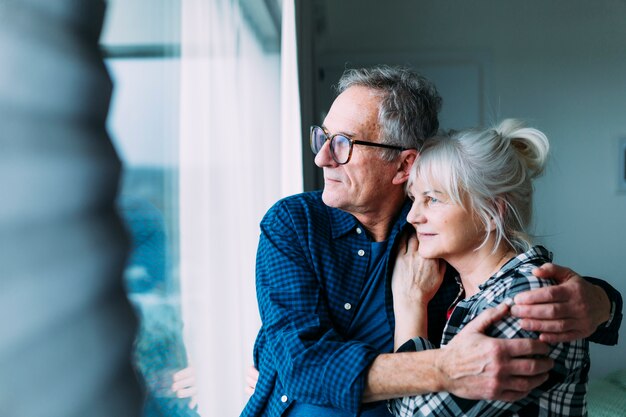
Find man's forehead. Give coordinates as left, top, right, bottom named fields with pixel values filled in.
left=323, top=87, right=381, bottom=138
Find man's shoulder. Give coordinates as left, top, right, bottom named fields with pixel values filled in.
left=264, top=191, right=324, bottom=217
left=261, top=190, right=333, bottom=230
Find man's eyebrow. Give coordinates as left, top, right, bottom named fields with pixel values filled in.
left=321, top=124, right=357, bottom=137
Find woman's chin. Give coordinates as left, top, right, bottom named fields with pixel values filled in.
left=418, top=248, right=440, bottom=259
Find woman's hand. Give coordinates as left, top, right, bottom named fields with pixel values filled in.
left=392, top=230, right=446, bottom=311
left=392, top=229, right=446, bottom=348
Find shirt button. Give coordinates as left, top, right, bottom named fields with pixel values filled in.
left=356, top=227, right=362, bottom=234
left=357, top=249, right=365, bottom=256
left=281, top=395, right=288, bottom=403
left=344, top=303, right=352, bottom=310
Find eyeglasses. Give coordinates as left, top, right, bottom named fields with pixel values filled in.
left=310, top=125, right=409, bottom=165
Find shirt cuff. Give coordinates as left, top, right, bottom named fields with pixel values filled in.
left=397, top=337, right=437, bottom=353
left=585, top=276, right=623, bottom=346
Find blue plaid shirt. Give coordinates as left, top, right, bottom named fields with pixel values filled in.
left=242, top=192, right=621, bottom=417
left=242, top=191, right=459, bottom=416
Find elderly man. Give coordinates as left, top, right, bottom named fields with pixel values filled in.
left=241, top=66, right=622, bottom=416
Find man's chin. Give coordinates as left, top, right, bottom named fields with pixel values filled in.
left=321, top=189, right=344, bottom=209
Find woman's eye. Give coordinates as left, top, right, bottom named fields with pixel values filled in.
left=428, top=196, right=439, bottom=204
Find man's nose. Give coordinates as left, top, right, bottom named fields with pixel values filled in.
left=314, top=139, right=338, bottom=168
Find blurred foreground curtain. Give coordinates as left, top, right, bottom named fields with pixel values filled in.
left=0, top=1, right=140, bottom=416
left=178, top=0, right=301, bottom=415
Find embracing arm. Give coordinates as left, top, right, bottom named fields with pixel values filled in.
left=511, top=263, right=623, bottom=344
left=366, top=303, right=552, bottom=405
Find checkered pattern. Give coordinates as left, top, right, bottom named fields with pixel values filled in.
left=241, top=192, right=459, bottom=416
left=389, top=246, right=590, bottom=417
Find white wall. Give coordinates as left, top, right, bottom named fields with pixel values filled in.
left=316, top=0, right=626, bottom=377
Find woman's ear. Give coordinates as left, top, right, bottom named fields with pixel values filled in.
left=488, top=198, right=507, bottom=231
left=392, top=149, right=418, bottom=185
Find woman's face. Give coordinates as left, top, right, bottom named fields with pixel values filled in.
left=406, top=175, right=485, bottom=262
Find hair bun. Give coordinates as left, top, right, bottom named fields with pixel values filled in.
left=495, top=119, right=550, bottom=179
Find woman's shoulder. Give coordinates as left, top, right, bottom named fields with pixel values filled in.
left=501, top=245, right=555, bottom=296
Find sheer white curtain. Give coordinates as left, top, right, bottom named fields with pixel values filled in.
left=178, top=0, right=301, bottom=415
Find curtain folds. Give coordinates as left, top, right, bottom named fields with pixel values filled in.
left=178, top=0, right=301, bottom=414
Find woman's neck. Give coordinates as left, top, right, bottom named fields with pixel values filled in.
left=448, top=243, right=516, bottom=299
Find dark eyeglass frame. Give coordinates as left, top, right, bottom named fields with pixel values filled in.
left=310, top=125, right=410, bottom=165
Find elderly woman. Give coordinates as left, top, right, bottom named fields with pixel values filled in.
left=390, top=119, right=588, bottom=416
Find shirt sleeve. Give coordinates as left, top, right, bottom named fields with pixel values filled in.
left=584, top=276, right=623, bottom=345
left=388, top=273, right=588, bottom=417
left=255, top=200, right=379, bottom=413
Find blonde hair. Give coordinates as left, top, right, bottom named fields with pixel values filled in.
left=410, top=119, right=549, bottom=253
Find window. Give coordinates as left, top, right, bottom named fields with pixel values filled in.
left=101, top=1, right=301, bottom=415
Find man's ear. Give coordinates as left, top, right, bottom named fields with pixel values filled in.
left=392, top=149, right=418, bottom=185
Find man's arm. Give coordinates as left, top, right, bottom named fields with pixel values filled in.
left=511, top=263, right=623, bottom=344
left=385, top=300, right=585, bottom=417
left=364, top=303, right=553, bottom=403
left=254, top=199, right=378, bottom=413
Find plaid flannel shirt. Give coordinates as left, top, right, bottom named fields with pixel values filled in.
left=390, top=246, right=590, bottom=417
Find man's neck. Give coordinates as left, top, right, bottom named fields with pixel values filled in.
left=353, top=193, right=406, bottom=242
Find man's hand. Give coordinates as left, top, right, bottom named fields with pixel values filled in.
left=245, top=365, right=259, bottom=396
left=437, top=302, right=553, bottom=402
left=510, top=263, right=611, bottom=343
left=172, top=366, right=198, bottom=409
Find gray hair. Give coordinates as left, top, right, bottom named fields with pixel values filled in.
left=411, top=119, right=550, bottom=253
left=337, top=66, right=442, bottom=160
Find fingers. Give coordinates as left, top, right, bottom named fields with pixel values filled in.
left=505, top=356, right=553, bottom=376
left=173, top=366, right=195, bottom=382
left=516, top=317, right=576, bottom=333
left=539, top=331, right=584, bottom=344
left=497, top=373, right=550, bottom=402
left=463, top=301, right=511, bottom=333
left=510, top=300, right=570, bottom=320
left=175, top=385, right=198, bottom=399
left=188, top=396, right=198, bottom=409
left=245, top=365, right=259, bottom=396
left=497, top=337, right=551, bottom=358
left=247, top=365, right=260, bottom=382
left=513, top=284, right=569, bottom=305
left=531, top=262, right=575, bottom=283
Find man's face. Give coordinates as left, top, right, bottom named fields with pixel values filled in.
left=315, top=86, right=400, bottom=216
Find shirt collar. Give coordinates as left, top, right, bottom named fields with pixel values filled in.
left=479, top=245, right=553, bottom=290
left=327, top=198, right=413, bottom=240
